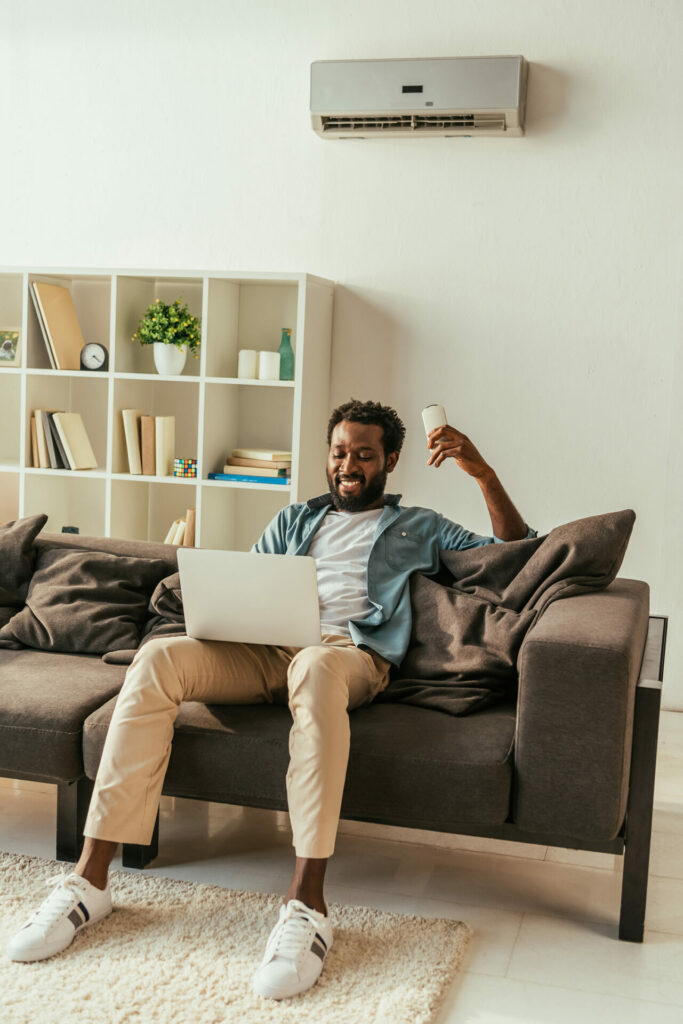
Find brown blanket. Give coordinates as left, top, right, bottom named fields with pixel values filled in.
left=101, top=573, right=185, bottom=665
left=376, top=509, right=636, bottom=716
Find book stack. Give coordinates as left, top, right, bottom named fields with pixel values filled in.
left=163, top=508, right=196, bottom=546
left=208, top=448, right=292, bottom=485
left=30, top=282, right=85, bottom=370
left=30, top=410, right=97, bottom=470
left=121, top=410, right=176, bottom=476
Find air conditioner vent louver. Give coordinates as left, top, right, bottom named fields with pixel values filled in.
left=321, top=113, right=507, bottom=133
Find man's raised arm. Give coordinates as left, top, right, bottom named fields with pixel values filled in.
left=427, top=423, right=529, bottom=542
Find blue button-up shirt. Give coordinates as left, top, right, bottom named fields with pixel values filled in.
left=252, top=491, right=537, bottom=667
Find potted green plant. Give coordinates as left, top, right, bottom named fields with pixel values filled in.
left=132, top=298, right=201, bottom=376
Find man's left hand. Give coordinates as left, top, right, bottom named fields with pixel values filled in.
left=427, top=425, right=491, bottom=479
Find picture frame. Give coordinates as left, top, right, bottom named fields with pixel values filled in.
left=0, top=328, right=21, bottom=367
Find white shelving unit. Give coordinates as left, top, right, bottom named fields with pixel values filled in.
left=0, top=268, right=334, bottom=550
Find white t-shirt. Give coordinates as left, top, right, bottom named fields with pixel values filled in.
left=307, top=506, right=383, bottom=637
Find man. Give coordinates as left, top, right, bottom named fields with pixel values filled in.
left=6, top=398, right=534, bottom=999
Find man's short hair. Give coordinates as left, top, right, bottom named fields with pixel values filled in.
left=326, top=399, right=406, bottom=459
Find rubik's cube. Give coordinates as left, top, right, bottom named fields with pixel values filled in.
left=173, top=458, right=197, bottom=478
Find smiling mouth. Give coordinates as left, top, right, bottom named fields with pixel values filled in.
left=338, top=478, right=363, bottom=492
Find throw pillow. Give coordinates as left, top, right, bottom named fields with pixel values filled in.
left=0, top=547, right=169, bottom=654
left=0, top=513, right=48, bottom=628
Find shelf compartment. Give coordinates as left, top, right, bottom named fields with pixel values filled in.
left=202, top=380, right=294, bottom=480
left=25, top=374, right=108, bottom=470
left=199, top=484, right=289, bottom=551
left=110, top=478, right=198, bottom=544
left=115, top=275, right=203, bottom=377
left=24, top=472, right=106, bottom=536
left=112, top=378, right=199, bottom=476
left=27, top=273, right=111, bottom=371
left=0, top=374, right=22, bottom=465
left=205, top=279, right=298, bottom=379
left=0, top=471, right=20, bottom=522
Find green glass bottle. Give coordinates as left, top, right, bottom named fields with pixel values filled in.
left=278, top=328, right=294, bottom=381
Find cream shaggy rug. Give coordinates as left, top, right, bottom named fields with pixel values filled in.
left=0, top=852, right=471, bottom=1024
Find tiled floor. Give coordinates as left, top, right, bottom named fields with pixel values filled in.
left=1, top=712, right=682, bottom=1022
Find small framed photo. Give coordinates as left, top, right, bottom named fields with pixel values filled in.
left=0, top=329, right=21, bottom=367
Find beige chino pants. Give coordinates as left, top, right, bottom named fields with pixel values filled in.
left=84, top=632, right=392, bottom=859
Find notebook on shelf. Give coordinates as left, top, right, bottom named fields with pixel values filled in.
left=31, top=282, right=86, bottom=371
left=52, top=413, right=97, bottom=470
left=121, top=409, right=143, bottom=475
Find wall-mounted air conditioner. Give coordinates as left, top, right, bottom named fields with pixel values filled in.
left=310, top=56, right=528, bottom=138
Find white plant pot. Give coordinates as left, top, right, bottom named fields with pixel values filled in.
left=153, top=342, right=187, bottom=376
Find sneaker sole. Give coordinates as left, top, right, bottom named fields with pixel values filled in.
left=7, top=905, right=113, bottom=963
left=253, top=960, right=329, bottom=1001
left=253, top=978, right=318, bottom=1000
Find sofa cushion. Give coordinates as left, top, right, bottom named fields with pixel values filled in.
left=83, top=697, right=516, bottom=828
left=0, top=514, right=48, bottom=628
left=0, top=649, right=127, bottom=782
left=0, top=547, right=170, bottom=654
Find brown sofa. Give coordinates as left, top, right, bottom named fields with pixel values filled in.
left=0, top=529, right=667, bottom=943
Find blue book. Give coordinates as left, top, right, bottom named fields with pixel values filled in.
left=207, top=472, right=290, bottom=485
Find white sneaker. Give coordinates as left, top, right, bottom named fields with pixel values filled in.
left=253, top=898, right=333, bottom=1000
left=6, top=871, right=112, bottom=962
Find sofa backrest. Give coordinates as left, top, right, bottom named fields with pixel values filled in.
left=35, top=532, right=179, bottom=577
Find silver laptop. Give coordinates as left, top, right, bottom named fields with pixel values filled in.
left=177, top=548, right=322, bottom=647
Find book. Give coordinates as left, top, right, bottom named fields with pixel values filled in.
left=48, top=413, right=71, bottom=470
left=208, top=472, right=290, bottom=485
left=31, top=282, right=85, bottom=370
left=163, top=518, right=182, bottom=544
left=226, top=456, right=292, bottom=470
left=230, top=448, right=292, bottom=462
left=221, top=464, right=288, bottom=478
left=140, top=415, right=156, bottom=476
left=121, top=409, right=143, bottom=475
left=33, top=409, right=52, bottom=468
left=29, top=285, right=57, bottom=369
left=52, top=412, right=98, bottom=470
left=39, top=410, right=61, bottom=468
left=30, top=416, right=39, bottom=468
left=170, top=518, right=186, bottom=545
left=155, top=416, right=175, bottom=476
left=182, top=508, right=196, bottom=547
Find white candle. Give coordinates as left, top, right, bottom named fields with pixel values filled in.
left=237, top=349, right=258, bottom=378
left=258, top=351, right=280, bottom=380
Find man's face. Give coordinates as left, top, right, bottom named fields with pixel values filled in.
left=326, top=420, right=398, bottom=512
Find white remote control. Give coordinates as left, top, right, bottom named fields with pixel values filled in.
left=422, top=404, right=447, bottom=438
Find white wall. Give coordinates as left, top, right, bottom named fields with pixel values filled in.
left=2, top=1, right=681, bottom=707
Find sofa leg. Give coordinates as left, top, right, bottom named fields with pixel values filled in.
left=122, top=810, right=160, bottom=870
left=56, top=778, right=93, bottom=863
left=619, top=679, right=662, bottom=941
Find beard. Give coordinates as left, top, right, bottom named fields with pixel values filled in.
left=326, top=465, right=388, bottom=512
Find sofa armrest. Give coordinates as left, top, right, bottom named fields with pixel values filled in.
left=513, top=578, right=650, bottom=840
